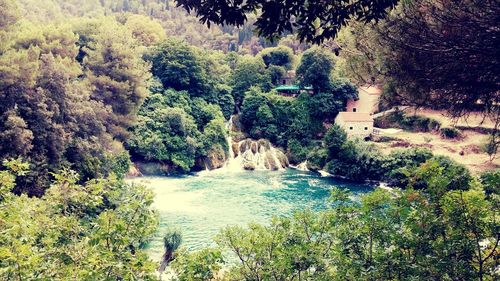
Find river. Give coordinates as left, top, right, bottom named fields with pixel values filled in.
left=128, top=168, right=375, bottom=261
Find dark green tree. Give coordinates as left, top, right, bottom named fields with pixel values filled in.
left=296, top=47, right=336, bottom=93
left=230, top=56, right=271, bottom=105
left=177, top=0, right=398, bottom=43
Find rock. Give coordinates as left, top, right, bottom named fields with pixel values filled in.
left=125, top=164, right=142, bottom=178
left=265, top=151, right=279, bottom=170
left=135, top=161, right=174, bottom=176
left=240, top=139, right=252, bottom=154
left=243, top=162, right=256, bottom=170
left=232, top=143, right=240, bottom=157
left=204, top=145, right=227, bottom=170
left=276, top=150, right=289, bottom=168
left=251, top=142, right=258, bottom=154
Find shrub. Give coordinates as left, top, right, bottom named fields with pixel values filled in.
left=382, top=148, right=433, bottom=179
left=440, top=127, right=461, bottom=139
left=306, top=148, right=328, bottom=171
left=287, top=139, right=310, bottom=164
left=374, top=111, right=441, bottom=132
left=482, top=134, right=498, bottom=161
left=372, top=135, right=401, bottom=142
left=480, top=170, right=499, bottom=196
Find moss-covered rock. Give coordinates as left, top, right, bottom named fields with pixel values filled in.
left=240, top=139, right=253, bottom=154
left=232, top=142, right=240, bottom=157
left=243, top=162, right=256, bottom=170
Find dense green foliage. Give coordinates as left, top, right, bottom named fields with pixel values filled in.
left=314, top=124, right=473, bottom=188
left=297, top=47, right=336, bottom=93
left=127, top=86, right=228, bottom=172
left=0, top=160, right=158, bottom=280
left=374, top=110, right=441, bottom=132
left=230, top=56, right=271, bottom=105
left=0, top=16, right=145, bottom=194
left=1, top=0, right=498, bottom=280
left=239, top=49, right=358, bottom=160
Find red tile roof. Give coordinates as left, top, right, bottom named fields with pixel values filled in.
left=337, top=112, right=373, bottom=122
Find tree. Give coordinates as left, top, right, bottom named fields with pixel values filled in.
left=0, top=168, right=159, bottom=280
left=177, top=0, right=399, bottom=43
left=82, top=18, right=151, bottom=140
left=258, top=46, right=294, bottom=69
left=324, top=125, right=347, bottom=158
left=159, top=230, right=183, bottom=275
left=376, top=0, right=499, bottom=119
left=128, top=107, right=200, bottom=171
left=146, top=39, right=208, bottom=98
left=122, top=14, right=166, bottom=47
left=0, top=22, right=121, bottom=194
left=296, top=47, right=336, bottom=93
left=230, top=56, right=271, bottom=105
left=171, top=248, right=224, bottom=281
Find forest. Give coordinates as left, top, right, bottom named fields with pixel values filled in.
left=0, top=0, right=498, bottom=280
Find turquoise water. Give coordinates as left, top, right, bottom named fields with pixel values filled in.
left=128, top=169, right=374, bottom=261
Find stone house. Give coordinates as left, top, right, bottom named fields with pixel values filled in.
left=334, top=112, right=374, bottom=138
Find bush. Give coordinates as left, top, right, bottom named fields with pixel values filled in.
left=382, top=148, right=433, bottom=179
left=287, top=139, right=310, bottom=164
left=372, top=135, right=401, bottom=142
left=440, top=127, right=461, bottom=139
left=479, top=170, right=499, bottom=196
left=306, top=148, right=328, bottom=171
left=325, top=139, right=387, bottom=181
left=482, top=134, right=498, bottom=161
left=374, top=111, right=441, bottom=132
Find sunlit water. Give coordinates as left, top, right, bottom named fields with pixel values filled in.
left=127, top=169, right=375, bottom=261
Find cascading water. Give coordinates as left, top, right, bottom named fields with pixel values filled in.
left=224, top=115, right=289, bottom=171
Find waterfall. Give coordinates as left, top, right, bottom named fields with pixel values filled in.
left=224, top=115, right=289, bottom=171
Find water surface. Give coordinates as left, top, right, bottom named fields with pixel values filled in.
left=128, top=169, right=374, bottom=260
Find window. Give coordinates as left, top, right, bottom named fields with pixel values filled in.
left=349, top=127, right=353, bottom=130
left=353, top=108, right=357, bottom=112
left=364, top=127, right=368, bottom=130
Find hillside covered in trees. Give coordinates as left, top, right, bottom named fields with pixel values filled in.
left=0, top=0, right=498, bottom=279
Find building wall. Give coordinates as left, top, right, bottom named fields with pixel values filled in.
left=346, top=86, right=381, bottom=114
left=336, top=120, right=374, bottom=137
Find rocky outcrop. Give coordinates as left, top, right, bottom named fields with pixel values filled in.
left=204, top=145, right=228, bottom=170
left=125, top=163, right=143, bottom=178
left=194, top=144, right=229, bottom=171
left=243, top=162, right=256, bottom=170
left=134, top=161, right=176, bottom=176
